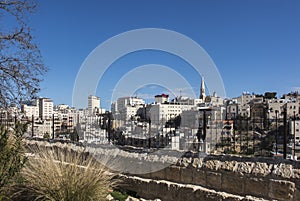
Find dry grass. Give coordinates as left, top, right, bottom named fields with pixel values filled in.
left=12, top=146, right=117, bottom=201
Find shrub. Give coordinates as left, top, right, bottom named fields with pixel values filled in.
left=110, top=190, right=128, bottom=201
left=0, top=124, right=27, bottom=199
left=13, top=146, right=117, bottom=201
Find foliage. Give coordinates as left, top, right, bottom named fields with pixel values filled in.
left=11, top=146, right=117, bottom=201
left=110, top=190, right=128, bottom=201
left=0, top=123, right=27, bottom=198
left=260, top=133, right=275, bottom=151
left=69, top=129, right=79, bottom=142
left=43, top=132, right=50, bottom=139
left=264, top=92, right=277, bottom=99
left=165, top=115, right=181, bottom=129
left=0, top=0, right=46, bottom=107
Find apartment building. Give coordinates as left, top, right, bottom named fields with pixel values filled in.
left=88, top=95, right=100, bottom=115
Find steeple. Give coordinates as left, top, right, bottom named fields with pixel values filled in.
left=200, top=76, right=206, bottom=100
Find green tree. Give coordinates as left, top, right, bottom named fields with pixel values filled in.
left=264, top=92, right=277, bottom=99
left=0, top=0, right=46, bottom=107
left=70, top=128, right=79, bottom=142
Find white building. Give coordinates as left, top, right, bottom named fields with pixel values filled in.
left=33, top=119, right=52, bottom=138
left=226, top=95, right=252, bottom=119
left=149, top=103, right=194, bottom=125
left=290, top=119, right=300, bottom=144
left=267, top=99, right=287, bottom=119
left=88, top=95, right=100, bottom=115
left=112, top=97, right=145, bottom=122
left=286, top=100, right=300, bottom=118
left=22, top=104, right=39, bottom=118
left=54, top=104, right=77, bottom=133
left=38, top=98, right=54, bottom=119
left=174, top=96, right=202, bottom=106
left=154, top=94, right=169, bottom=104
left=236, top=93, right=256, bottom=105
left=208, top=92, right=224, bottom=107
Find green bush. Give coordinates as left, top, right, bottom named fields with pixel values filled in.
left=111, top=190, right=128, bottom=201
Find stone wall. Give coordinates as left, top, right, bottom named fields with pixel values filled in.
left=119, top=174, right=268, bottom=201
left=137, top=156, right=300, bottom=201
left=26, top=141, right=300, bottom=201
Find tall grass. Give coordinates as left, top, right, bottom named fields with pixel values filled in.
left=0, top=124, right=27, bottom=200
left=13, top=146, right=117, bottom=201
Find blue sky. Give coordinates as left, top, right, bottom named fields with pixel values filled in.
left=26, top=0, right=300, bottom=109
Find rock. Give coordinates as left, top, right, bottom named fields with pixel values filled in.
left=126, top=196, right=140, bottom=201
left=251, top=162, right=272, bottom=177
left=220, top=161, right=237, bottom=172
left=273, top=163, right=294, bottom=178
left=106, top=194, right=114, bottom=201
left=204, top=160, right=221, bottom=171
left=235, top=162, right=254, bottom=175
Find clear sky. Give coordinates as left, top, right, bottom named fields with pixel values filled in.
left=26, top=0, right=300, bottom=109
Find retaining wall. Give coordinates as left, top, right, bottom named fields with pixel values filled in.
left=26, top=141, right=300, bottom=201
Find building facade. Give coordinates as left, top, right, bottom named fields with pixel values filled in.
left=88, top=95, right=100, bottom=115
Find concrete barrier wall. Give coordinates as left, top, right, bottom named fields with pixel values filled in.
left=26, top=141, right=300, bottom=201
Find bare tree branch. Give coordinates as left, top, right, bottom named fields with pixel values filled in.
left=0, top=0, right=46, bottom=108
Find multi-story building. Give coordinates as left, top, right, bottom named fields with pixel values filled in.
left=21, top=100, right=39, bottom=118
left=267, top=99, right=287, bottom=119
left=88, top=95, right=100, bottom=115
left=208, top=92, right=224, bottom=107
left=150, top=103, right=183, bottom=125
left=154, top=94, right=169, bottom=104
left=236, top=92, right=256, bottom=105
left=290, top=119, right=300, bottom=144
left=54, top=104, right=77, bottom=133
left=226, top=93, right=257, bottom=119
left=38, top=98, right=54, bottom=119
left=173, top=96, right=202, bottom=106
left=112, top=97, right=145, bottom=122
left=286, top=100, right=300, bottom=118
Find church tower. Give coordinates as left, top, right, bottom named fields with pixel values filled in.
left=199, top=76, right=206, bottom=101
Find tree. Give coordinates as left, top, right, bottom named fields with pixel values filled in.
left=0, top=0, right=46, bottom=107
left=165, top=115, right=181, bottom=129
left=264, top=92, right=277, bottom=99
left=70, top=128, right=79, bottom=142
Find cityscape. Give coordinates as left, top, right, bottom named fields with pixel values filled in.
left=1, top=77, right=300, bottom=160
left=1, top=1, right=300, bottom=201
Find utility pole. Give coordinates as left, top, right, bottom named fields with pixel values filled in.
left=275, top=110, right=278, bottom=155
left=31, top=115, right=34, bottom=137
left=283, top=107, right=288, bottom=159
left=294, top=111, right=296, bottom=160
left=202, top=110, right=207, bottom=141
left=52, top=114, right=55, bottom=140
left=246, top=117, right=249, bottom=153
